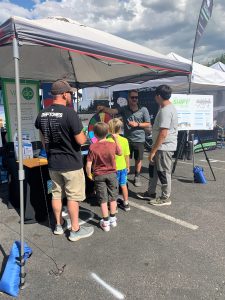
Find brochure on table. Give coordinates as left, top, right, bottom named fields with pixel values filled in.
left=171, top=94, right=213, bottom=131
left=2, top=78, right=40, bottom=158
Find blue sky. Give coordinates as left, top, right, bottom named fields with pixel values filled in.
left=9, top=0, right=36, bottom=9
left=8, top=0, right=60, bottom=9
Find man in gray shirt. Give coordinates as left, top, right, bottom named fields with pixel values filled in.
left=97, top=89, right=150, bottom=187
left=137, top=85, right=178, bottom=206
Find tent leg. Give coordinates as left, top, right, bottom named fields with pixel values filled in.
left=13, top=37, right=26, bottom=288
left=77, top=88, right=79, bottom=112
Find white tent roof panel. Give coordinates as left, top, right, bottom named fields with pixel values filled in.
left=211, top=61, right=225, bottom=72
left=109, top=52, right=225, bottom=94
left=168, top=53, right=225, bottom=87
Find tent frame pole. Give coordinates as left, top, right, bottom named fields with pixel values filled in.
left=13, top=36, right=26, bottom=288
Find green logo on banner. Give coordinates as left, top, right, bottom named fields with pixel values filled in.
left=22, top=87, right=34, bottom=100
left=173, top=98, right=189, bottom=106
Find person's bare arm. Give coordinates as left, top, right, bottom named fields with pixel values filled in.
left=128, top=121, right=150, bottom=128
left=97, top=105, right=119, bottom=115
left=125, top=155, right=130, bottom=173
left=110, top=134, right=122, bottom=156
left=139, top=122, right=151, bottom=128
left=86, top=160, right=93, bottom=180
left=74, top=131, right=87, bottom=145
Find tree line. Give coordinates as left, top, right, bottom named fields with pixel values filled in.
left=207, top=53, right=225, bottom=66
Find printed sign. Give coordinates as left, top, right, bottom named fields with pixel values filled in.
left=171, top=94, right=213, bottom=131
left=2, top=78, right=40, bottom=142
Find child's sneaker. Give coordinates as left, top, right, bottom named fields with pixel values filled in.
left=110, top=216, right=117, bottom=228
left=100, top=219, right=110, bottom=232
left=117, top=198, right=130, bottom=212
left=123, top=203, right=130, bottom=212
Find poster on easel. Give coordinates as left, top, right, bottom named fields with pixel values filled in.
left=171, top=94, right=213, bottom=131
left=1, top=78, right=40, bottom=143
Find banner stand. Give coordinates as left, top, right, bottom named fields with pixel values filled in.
left=196, top=131, right=216, bottom=181
left=172, top=131, right=216, bottom=181
left=172, top=131, right=187, bottom=174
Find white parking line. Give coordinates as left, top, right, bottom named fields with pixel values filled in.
left=178, top=161, right=225, bottom=171
left=129, top=200, right=199, bottom=231
left=91, top=272, right=125, bottom=299
left=143, top=155, right=225, bottom=171
left=200, top=159, right=218, bottom=163
left=62, top=208, right=94, bottom=226
left=200, top=159, right=225, bottom=163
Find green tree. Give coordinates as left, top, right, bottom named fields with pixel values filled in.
left=207, top=53, right=225, bottom=66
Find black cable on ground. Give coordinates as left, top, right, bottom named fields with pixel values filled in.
left=38, top=162, right=67, bottom=277
left=1, top=221, right=66, bottom=277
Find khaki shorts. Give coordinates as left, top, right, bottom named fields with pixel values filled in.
left=49, top=168, right=85, bottom=201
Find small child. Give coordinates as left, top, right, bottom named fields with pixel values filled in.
left=86, top=122, right=122, bottom=232
left=108, top=118, right=130, bottom=211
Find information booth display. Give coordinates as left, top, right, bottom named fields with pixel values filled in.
left=171, top=94, right=216, bottom=152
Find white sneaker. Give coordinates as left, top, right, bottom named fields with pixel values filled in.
left=62, top=206, right=68, bottom=217
left=65, top=217, right=72, bottom=230
left=134, top=176, right=142, bottom=187
left=53, top=220, right=67, bottom=235
left=100, top=219, right=110, bottom=232
left=110, top=216, right=117, bottom=228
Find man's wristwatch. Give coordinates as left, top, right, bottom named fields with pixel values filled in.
left=137, top=122, right=140, bottom=127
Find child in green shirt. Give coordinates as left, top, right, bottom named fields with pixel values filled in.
left=108, top=118, right=130, bottom=211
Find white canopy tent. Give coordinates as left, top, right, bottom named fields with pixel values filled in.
left=107, top=53, right=225, bottom=127
left=211, top=62, right=225, bottom=72
left=0, top=15, right=191, bottom=289
left=0, top=17, right=190, bottom=87
left=109, top=52, right=225, bottom=94
left=167, top=53, right=225, bottom=88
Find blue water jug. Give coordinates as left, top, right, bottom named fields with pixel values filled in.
left=193, top=166, right=207, bottom=184
left=39, top=148, right=47, bottom=158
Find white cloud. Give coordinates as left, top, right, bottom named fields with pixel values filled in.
left=0, top=0, right=224, bottom=63
left=0, top=2, right=30, bottom=21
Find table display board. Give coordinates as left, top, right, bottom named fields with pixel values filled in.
left=171, top=94, right=213, bottom=131
left=2, top=78, right=40, bottom=142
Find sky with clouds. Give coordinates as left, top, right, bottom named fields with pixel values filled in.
left=0, top=0, right=224, bottom=63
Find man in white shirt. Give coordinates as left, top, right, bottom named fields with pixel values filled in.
left=137, top=85, right=178, bottom=206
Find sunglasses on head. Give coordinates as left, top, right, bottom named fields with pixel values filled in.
left=130, top=96, right=138, bottom=100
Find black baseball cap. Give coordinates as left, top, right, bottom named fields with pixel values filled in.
left=51, top=80, right=76, bottom=95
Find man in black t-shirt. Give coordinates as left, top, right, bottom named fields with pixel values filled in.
left=35, top=80, right=94, bottom=242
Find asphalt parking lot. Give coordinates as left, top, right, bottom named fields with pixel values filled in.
left=0, top=148, right=225, bottom=300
